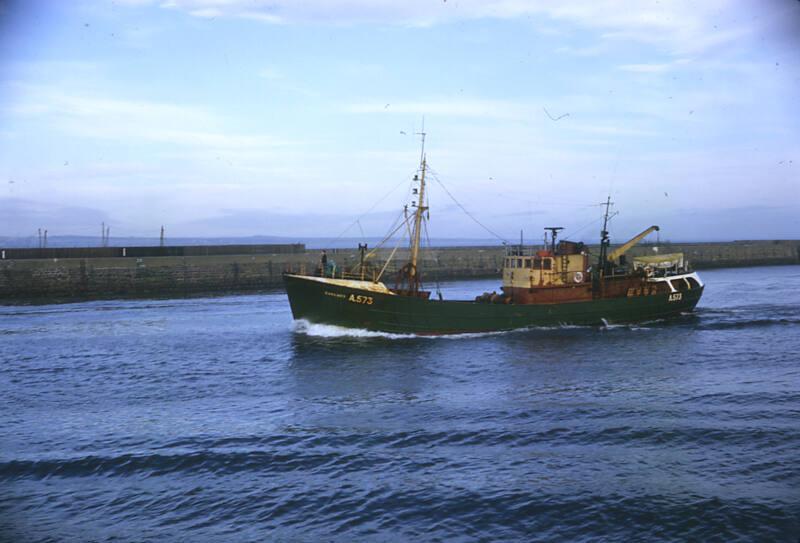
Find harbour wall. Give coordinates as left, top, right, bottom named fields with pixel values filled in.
left=1, top=240, right=798, bottom=302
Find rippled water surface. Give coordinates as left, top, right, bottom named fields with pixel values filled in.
left=2, top=266, right=799, bottom=542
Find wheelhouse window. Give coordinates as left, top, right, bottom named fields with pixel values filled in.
left=669, top=279, right=690, bottom=292
left=542, top=258, right=552, bottom=270
left=524, top=258, right=532, bottom=268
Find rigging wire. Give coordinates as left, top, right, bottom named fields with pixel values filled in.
left=364, top=212, right=411, bottom=260
left=384, top=207, right=406, bottom=239
left=529, top=201, right=607, bottom=208
left=329, top=173, right=415, bottom=245
left=375, top=223, right=409, bottom=283
left=558, top=215, right=606, bottom=241
left=403, top=206, right=414, bottom=242
left=363, top=207, right=403, bottom=257
left=426, top=166, right=509, bottom=244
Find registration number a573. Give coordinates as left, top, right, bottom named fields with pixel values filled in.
left=668, top=292, right=683, bottom=302
left=348, top=294, right=374, bottom=305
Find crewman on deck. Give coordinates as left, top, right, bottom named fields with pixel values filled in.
left=320, top=250, right=328, bottom=276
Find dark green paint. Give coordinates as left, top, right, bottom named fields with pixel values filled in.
left=284, top=274, right=703, bottom=335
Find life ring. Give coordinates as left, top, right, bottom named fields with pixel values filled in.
left=573, top=271, right=584, bottom=283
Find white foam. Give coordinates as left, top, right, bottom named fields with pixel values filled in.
left=291, top=319, right=605, bottom=339
left=599, top=318, right=657, bottom=331
left=292, top=319, right=417, bottom=339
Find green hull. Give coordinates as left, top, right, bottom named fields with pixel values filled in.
left=284, top=274, right=703, bottom=335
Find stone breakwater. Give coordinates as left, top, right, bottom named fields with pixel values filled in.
left=1, top=241, right=798, bottom=302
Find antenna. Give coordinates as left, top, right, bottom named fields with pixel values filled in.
left=415, top=116, right=426, bottom=163
left=544, top=226, right=564, bottom=253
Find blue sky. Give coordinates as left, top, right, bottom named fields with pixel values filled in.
left=1, top=0, right=798, bottom=243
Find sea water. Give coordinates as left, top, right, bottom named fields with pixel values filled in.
left=1, top=266, right=798, bottom=541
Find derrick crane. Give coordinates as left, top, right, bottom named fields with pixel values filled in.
left=608, top=225, right=660, bottom=263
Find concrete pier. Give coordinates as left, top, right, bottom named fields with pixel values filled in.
left=1, top=240, right=798, bottom=303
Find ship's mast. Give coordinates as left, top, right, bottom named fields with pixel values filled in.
left=408, top=130, right=428, bottom=289
left=598, top=195, right=613, bottom=274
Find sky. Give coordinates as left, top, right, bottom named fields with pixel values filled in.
left=0, top=0, right=798, bottom=244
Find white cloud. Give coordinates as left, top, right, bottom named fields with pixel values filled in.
left=554, top=45, right=607, bottom=58
left=255, top=68, right=320, bottom=98
left=122, top=0, right=754, bottom=54
left=618, top=63, right=672, bottom=74
left=257, top=67, right=283, bottom=80
left=618, top=58, right=691, bottom=73
left=571, top=124, right=657, bottom=137
left=5, top=84, right=294, bottom=152
left=346, top=99, right=538, bottom=120
left=188, top=8, right=223, bottom=18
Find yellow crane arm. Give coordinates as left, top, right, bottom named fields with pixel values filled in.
left=608, top=225, right=659, bottom=262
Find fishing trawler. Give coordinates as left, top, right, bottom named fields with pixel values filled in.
left=284, top=139, right=703, bottom=335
